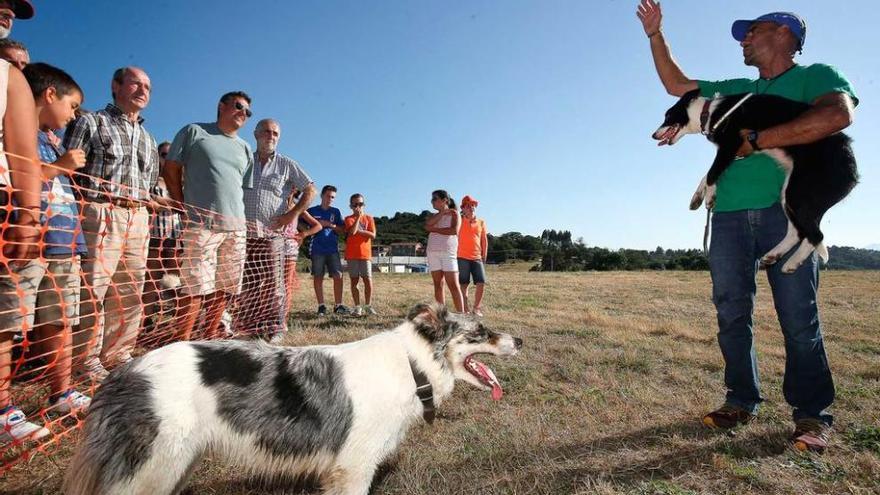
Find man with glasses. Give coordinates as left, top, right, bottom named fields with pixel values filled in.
left=63, top=66, right=160, bottom=380
left=237, top=118, right=315, bottom=343
left=164, top=91, right=254, bottom=341
left=637, top=1, right=857, bottom=452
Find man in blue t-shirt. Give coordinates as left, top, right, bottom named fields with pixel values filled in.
left=306, top=185, right=349, bottom=316
left=638, top=2, right=857, bottom=453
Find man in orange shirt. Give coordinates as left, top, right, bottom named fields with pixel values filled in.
left=457, top=195, right=488, bottom=317
left=344, top=193, right=377, bottom=316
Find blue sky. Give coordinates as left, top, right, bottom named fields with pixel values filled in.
left=15, top=0, right=878, bottom=249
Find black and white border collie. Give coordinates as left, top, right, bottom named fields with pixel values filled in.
left=653, top=89, right=858, bottom=273
left=64, top=303, right=522, bottom=495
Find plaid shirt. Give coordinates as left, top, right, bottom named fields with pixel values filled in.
left=62, top=103, right=159, bottom=201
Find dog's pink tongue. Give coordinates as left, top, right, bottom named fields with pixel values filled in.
left=491, top=383, right=503, bottom=401
left=471, top=359, right=504, bottom=401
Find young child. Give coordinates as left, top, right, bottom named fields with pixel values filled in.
left=306, top=185, right=349, bottom=316
left=458, top=195, right=489, bottom=317
left=344, top=193, right=377, bottom=317
left=0, top=63, right=89, bottom=444
left=425, top=189, right=463, bottom=312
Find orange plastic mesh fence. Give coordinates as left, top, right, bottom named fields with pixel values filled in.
left=0, top=155, right=303, bottom=473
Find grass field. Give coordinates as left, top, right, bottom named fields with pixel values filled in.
left=3, top=267, right=878, bottom=494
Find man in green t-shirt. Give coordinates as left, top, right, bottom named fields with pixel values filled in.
left=637, top=1, right=857, bottom=453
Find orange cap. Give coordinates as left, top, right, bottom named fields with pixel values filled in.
left=461, top=195, right=478, bottom=207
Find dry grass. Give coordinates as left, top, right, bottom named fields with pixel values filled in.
left=3, top=268, right=878, bottom=494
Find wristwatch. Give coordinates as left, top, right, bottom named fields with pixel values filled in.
left=746, top=130, right=761, bottom=151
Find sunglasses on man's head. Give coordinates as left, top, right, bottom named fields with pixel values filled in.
left=233, top=101, right=253, bottom=118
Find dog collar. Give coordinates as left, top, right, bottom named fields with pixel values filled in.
left=702, top=93, right=754, bottom=137
left=699, top=99, right=713, bottom=136
left=409, top=359, right=435, bottom=424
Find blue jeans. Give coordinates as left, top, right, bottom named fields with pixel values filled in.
left=709, top=203, right=833, bottom=425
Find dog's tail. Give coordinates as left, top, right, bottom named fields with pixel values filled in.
left=817, top=242, right=829, bottom=264
left=62, top=435, right=104, bottom=495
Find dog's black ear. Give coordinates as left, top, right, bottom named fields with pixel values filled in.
left=407, top=302, right=449, bottom=342
left=683, top=88, right=701, bottom=101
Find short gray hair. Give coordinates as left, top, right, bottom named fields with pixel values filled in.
left=0, top=38, right=27, bottom=52
left=255, top=118, right=280, bottom=132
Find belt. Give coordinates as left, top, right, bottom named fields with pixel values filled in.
left=92, top=196, right=143, bottom=209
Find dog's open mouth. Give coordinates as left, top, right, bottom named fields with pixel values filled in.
left=654, top=124, right=681, bottom=146
left=464, top=354, right=503, bottom=400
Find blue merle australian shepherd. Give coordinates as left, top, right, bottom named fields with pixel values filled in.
left=64, top=303, right=522, bottom=495
left=653, top=89, right=858, bottom=273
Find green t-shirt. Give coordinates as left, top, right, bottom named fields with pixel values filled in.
left=168, top=122, right=254, bottom=230
left=697, top=63, right=858, bottom=212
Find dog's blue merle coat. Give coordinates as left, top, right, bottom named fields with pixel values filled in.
left=194, top=342, right=353, bottom=457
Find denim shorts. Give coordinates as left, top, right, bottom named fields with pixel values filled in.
left=458, top=258, right=486, bottom=284
left=312, top=253, right=342, bottom=278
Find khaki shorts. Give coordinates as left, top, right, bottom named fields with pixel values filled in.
left=347, top=259, right=372, bottom=278
left=0, top=257, right=81, bottom=333
left=179, top=227, right=246, bottom=296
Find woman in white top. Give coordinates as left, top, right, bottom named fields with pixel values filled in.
left=425, top=189, right=464, bottom=312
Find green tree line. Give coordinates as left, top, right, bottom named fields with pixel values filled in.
left=343, top=213, right=880, bottom=271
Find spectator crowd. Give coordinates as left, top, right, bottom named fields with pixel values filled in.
left=0, top=0, right=490, bottom=450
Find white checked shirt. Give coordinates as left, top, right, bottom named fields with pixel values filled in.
left=243, top=151, right=313, bottom=238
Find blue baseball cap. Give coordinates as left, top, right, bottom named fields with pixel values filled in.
left=732, top=12, right=806, bottom=50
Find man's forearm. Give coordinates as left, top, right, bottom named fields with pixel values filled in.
left=286, top=184, right=316, bottom=216
left=757, top=96, right=855, bottom=149
left=648, top=33, right=698, bottom=97
left=163, top=162, right=185, bottom=204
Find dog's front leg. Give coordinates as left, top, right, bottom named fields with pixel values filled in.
left=761, top=219, right=800, bottom=266
left=322, top=467, right=373, bottom=495
left=781, top=238, right=816, bottom=274
left=689, top=175, right=708, bottom=210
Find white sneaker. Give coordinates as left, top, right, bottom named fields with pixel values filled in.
left=353, top=306, right=365, bottom=317
left=78, top=358, right=110, bottom=382
left=268, top=332, right=286, bottom=345
left=52, top=390, right=91, bottom=415
left=472, top=308, right=484, bottom=318
left=0, top=407, right=50, bottom=445
left=365, top=305, right=378, bottom=316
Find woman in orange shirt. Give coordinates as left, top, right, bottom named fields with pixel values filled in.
left=457, top=195, right=488, bottom=317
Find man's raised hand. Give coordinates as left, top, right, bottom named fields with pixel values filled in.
left=637, top=0, right=663, bottom=38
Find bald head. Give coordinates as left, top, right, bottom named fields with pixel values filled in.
left=111, top=66, right=151, bottom=116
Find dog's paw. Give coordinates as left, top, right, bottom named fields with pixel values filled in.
left=705, top=184, right=717, bottom=210
left=689, top=193, right=703, bottom=210
left=690, top=176, right=708, bottom=210
left=781, top=259, right=800, bottom=274
left=760, top=253, right=780, bottom=266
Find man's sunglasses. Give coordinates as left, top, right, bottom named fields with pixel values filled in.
left=351, top=202, right=365, bottom=207
left=233, top=101, right=253, bottom=118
